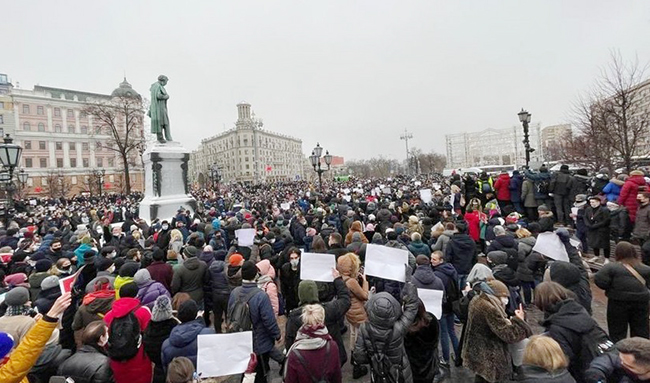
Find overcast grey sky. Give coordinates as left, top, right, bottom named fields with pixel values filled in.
left=2, top=1, right=650, bottom=162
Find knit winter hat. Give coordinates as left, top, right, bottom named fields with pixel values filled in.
left=487, top=280, right=509, bottom=298
left=0, top=332, right=13, bottom=359
left=134, top=269, right=152, bottom=286
left=119, top=262, right=140, bottom=277
left=5, top=286, right=29, bottom=306
left=537, top=205, right=550, bottom=212
left=177, top=299, right=199, bottom=323
left=35, top=259, right=53, bottom=273
left=151, top=295, right=174, bottom=322
left=241, top=260, right=258, bottom=281
left=40, top=276, right=60, bottom=291
left=487, top=251, right=508, bottom=266
left=298, top=280, right=319, bottom=305
left=183, top=246, right=198, bottom=258
left=96, top=257, right=114, bottom=272
left=229, top=253, right=244, bottom=266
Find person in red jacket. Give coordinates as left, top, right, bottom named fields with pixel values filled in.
left=493, top=171, right=512, bottom=211
left=618, top=170, right=648, bottom=239
left=104, top=283, right=153, bottom=383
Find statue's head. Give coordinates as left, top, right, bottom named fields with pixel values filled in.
left=158, top=75, right=168, bottom=85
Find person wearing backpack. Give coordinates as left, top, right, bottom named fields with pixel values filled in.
left=283, top=304, right=342, bottom=383
left=171, top=246, right=209, bottom=307
left=256, top=259, right=279, bottom=317
left=534, top=282, right=611, bottom=383
left=104, top=283, right=152, bottom=383
left=161, top=299, right=214, bottom=371
left=227, top=260, right=281, bottom=383
left=595, top=241, right=650, bottom=343
left=352, top=265, right=419, bottom=383
left=550, top=165, right=575, bottom=226
left=525, top=165, right=552, bottom=209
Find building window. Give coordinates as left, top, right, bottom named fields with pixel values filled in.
left=81, top=126, right=88, bottom=134
left=97, top=158, right=103, bottom=167
left=67, top=109, right=74, bottom=118
left=70, top=143, right=75, bottom=151
left=71, top=176, right=77, bottom=185
left=38, top=123, right=45, bottom=132
left=54, top=124, right=62, bottom=133
left=54, top=108, right=60, bottom=117
left=39, top=141, right=46, bottom=150
left=41, top=178, right=47, bottom=186
left=40, top=158, right=47, bottom=168
left=82, top=158, right=88, bottom=168
left=82, top=142, right=89, bottom=151
left=109, top=175, right=114, bottom=183
left=22, top=104, right=30, bottom=114
left=25, top=158, right=32, bottom=168
left=23, top=122, right=31, bottom=131
left=55, top=142, right=62, bottom=150
left=24, top=141, right=31, bottom=149
left=56, top=158, right=63, bottom=168
left=108, top=158, right=114, bottom=167
left=68, top=125, right=74, bottom=133
left=37, top=106, right=44, bottom=115
left=0, top=102, right=4, bottom=109
left=0, top=115, right=3, bottom=124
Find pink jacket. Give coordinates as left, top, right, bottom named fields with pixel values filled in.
left=256, top=259, right=279, bottom=316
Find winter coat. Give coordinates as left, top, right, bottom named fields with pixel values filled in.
left=228, top=282, right=281, bottom=354
left=444, top=233, right=477, bottom=275
left=345, top=221, right=368, bottom=246
left=171, top=257, right=209, bottom=303
left=34, top=286, right=61, bottom=315
left=256, top=259, right=279, bottom=316
left=408, top=240, right=431, bottom=258
left=549, top=261, right=592, bottom=315
left=28, top=272, right=49, bottom=302
left=552, top=170, right=575, bottom=196
left=161, top=319, right=214, bottom=370
left=103, top=297, right=151, bottom=332
left=0, top=317, right=58, bottom=383
left=280, top=262, right=302, bottom=313
left=57, top=345, right=113, bottom=383
left=516, top=236, right=536, bottom=283
left=492, top=264, right=520, bottom=287
left=464, top=210, right=482, bottom=242
left=610, top=207, right=629, bottom=239
left=431, top=230, right=455, bottom=253
left=541, top=299, right=600, bottom=381
left=509, top=174, right=524, bottom=203
left=412, top=265, right=445, bottom=291
left=494, top=174, right=511, bottom=201
left=570, top=174, right=589, bottom=200
left=634, top=203, right=650, bottom=240
left=462, top=292, right=531, bottom=383
left=585, top=352, right=645, bottom=383
left=143, top=318, right=178, bottom=383
left=353, top=283, right=419, bottom=383
left=602, top=179, right=623, bottom=202
left=525, top=170, right=551, bottom=200
left=595, top=262, right=650, bottom=302
left=109, top=346, right=152, bottom=383
left=516, top=365, right=576, bottom=383
left=289, top=219, right=306, bottom=247
left=208, top=260, right=230, bottom=297
left=283, top=329, right=342, bottom=383
left=136, top=279, right=170, bottom=310
left=433, top=263, right=459, bottom=314
left=285, top=277, right=351, bottom=366
left=584, top=206, right=611, bottom=249
left=72, top=292, right=115, bottom=331
left=404, top=314, right=440, bottom=383
left=618, top=175, right=647, bottom=222
left=521, top=179, right=538, bottom=208
left=227, top=264, right=242, bottom=291
left=338, top=256, right=368, bottom=325
left=487, top=235, right=520, bottom=271
left=146, top=261, right=174, bottom=293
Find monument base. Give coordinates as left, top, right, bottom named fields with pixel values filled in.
left=140, top=140, right=197, bottom=223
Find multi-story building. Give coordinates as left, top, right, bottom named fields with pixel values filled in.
left=9, top=77, right=144, bottom=196
left=445, top=124, right=542, bottom=169
left=191, top=102, right=304, bottom=185
left=541, top=124, right=572, bottom=161
left=0, top=74, right=15, bottom=138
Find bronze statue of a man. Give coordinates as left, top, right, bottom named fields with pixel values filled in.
left=148, top=75, right=172, bottom=143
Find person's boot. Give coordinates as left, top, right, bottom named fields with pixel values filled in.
left=156, top=133, right=165, bottom=143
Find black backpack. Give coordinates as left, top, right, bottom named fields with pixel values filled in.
left=226, top=287, right=261, bottom=333
left=367, top=329, right=404, bottom=383
left=579, top=325, right=614, bottom=371
left=536, top=179, right=551, bottom=195
left=291, top=342, right=331, bottom=383
left=107, top=310, right=142, bottom=361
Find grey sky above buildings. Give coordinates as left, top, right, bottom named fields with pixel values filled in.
left=2, top=1, right=650, bottom=162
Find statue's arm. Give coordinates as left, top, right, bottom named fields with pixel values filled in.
left=158, top=92, right=169, bottom=100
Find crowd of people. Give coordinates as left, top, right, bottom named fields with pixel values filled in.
left=0, top=167, right=650, bottom=383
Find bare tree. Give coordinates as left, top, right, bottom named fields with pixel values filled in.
left=43, top=170, right=70, bottom=198
left=415, top=150, right=447, bottom=174
left=83, top=94, right=144, bottom=194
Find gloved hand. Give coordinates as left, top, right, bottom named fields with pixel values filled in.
left=555, top=227, right=571, bottom=243
left=245, top=353, right=258, bottom=374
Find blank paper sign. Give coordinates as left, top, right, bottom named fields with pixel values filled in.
left=365, top=244, right=408, bottom=282
left=417, top=288, right=443, bottom=319
left=532, top=232, right=569, bottom=262
left=300, top=253, right=336, bottom=282
left=281, top=203, right=291, bottom=210
left=235, top=228, right=256, bottom=247
left=420, top=189, right=432, bottom=203
left=197, top=332, right=253, bottom=378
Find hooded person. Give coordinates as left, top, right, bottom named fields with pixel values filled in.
left=72, top=277, right=115, bottom=334
left=28, top=259, right=52, bottom=302
left=144, top=296, right=179, bottom=383
left=34, top=276, right=61, bottom=315
left=412, top=255, right=444, bottom=292
left=114, top=262, right=139, bottom=299
left=256, top=259, right=279, bottom=316
left=171, top=246, right=209, bottom=305
left=353, top=266, right=419, bottom=383
left=134, top=269, right=171, bottom=310
left=547, top=261, right=593, bottom=315
left=161, top=299, right=214, bottom=371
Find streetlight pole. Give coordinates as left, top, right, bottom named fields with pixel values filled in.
left=518, top=109, right=535, bottom=169
left=0, top=135, right=24, bottom=214
left=17, top=169, right=28, bottom=198
left=93, top=169, right=106, bottom=196
left=400, top=129, right=413, bottom=174
left=309, top=143, right=332, bottom=194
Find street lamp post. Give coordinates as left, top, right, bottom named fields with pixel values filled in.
left=210, top=163, right=221, bottom=190
left=93, top=169, right=106, bottom=196
left=0, top=135, right=24, bottom=212
left=309, top=143, right=332, bottom=194
left=17, top=169, right=29, bottom=197
left=518, top=109, right=535, bottom=169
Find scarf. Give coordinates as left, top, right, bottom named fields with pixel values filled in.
left=6, top=305, right=30, bottom=317
left=256, top=275, right=273, bottom=290
left=289, top=323, right=331, bottom=352
left=83, top=289, right=115, bottom=306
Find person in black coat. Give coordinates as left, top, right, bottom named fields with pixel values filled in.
left=534, top=281, right=603, bottom=383
left=444, top=221, right=476, bottom=287
left=584, top=196, right=611, bottom=260
left=517, top=335, right=576, bottom=383
left=284, top=275, right=351, bottom=366
left=207, top=254, right=230, bottom=333
left=404, top=300, right=440, bottom=383
left=144, top=296, right=179, bottom=383
left=34, top=276, right=62, bottom=315
left=280, top=247, right=302, bottom=313
left=549, top=228, right=593, bottom=315
left=585, top=337, right=650, bottom=383
left=486, top=226, right=519, bottom=271
left=58, top=320, right=113, bottom=383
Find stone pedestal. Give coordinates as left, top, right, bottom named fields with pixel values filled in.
left=139, top=141, right=197, bottom=223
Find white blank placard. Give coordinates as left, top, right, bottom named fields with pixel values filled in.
left=417, top=288, right=443, bottom=319
left=235, top=228, right=256, bottom=247
left=420, top=189, right=432, bottom=203
left=300, top=253, right=336, bottom=282
left=281, top=203, right=291, bottom=210
left=365, top=244, right=408, bottom=282
left=197, top=332, right=253, bottom=377
left=532, top=232, right=569, bottom=262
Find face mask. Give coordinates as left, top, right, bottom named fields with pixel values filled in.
left=162, top=225, right=169, bottom=230
left=290, top=259, right=299, bottom=268
left=500, top=297, right=509, bottom=306
left=110, top=251, right=117, bottom=258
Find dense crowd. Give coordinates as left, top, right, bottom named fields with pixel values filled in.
left=0, top=167, right=650, bottom=383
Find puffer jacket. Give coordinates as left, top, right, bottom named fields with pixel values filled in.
left=353, top=283, right=419, bottom=383
left=407, top=240, right=431, bottom=258
left=338, top=255, right=368, bottom=325
left=602, top=179, right=623, bottom=202
left=161, top=319, right=214, bottom=370
left=57, top=344, right=113, bottom=383
left=0, top=317, right=58, bottom=383
left=444, top=233, right=477, bottom=275
left=549, top=261, right=593, bottom=315
left=516, top=236, right=536, bottom=283
left=228, top=282, right=281, bottom=355
left=256, top=259, right=279, bottom=316
left=144, top=318, right=178, bottom=383
left=487, top=235, right=519, bottom=271
left=618, top=175, right=647, bottom=222
left=136, top=279, right=171, bottom=310
left=431, top=230, right=455, bottom=253
left=208, top=260, right=230, bottom=296
left=585, top=352, right=643, bottom=383
left=171, top=257, right=209, bottom=303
